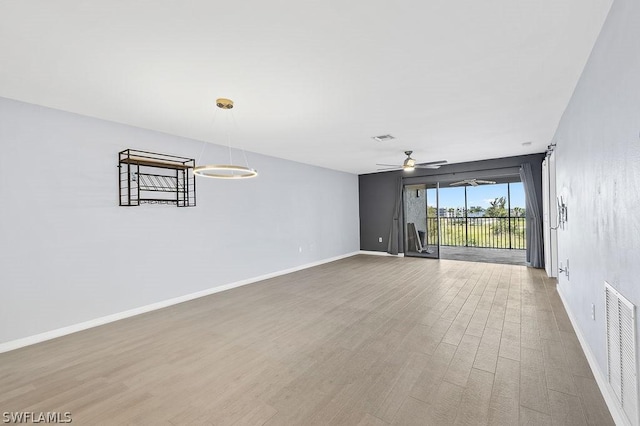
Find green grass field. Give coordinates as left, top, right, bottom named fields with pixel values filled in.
left=425, top=217, right=526, bottom=250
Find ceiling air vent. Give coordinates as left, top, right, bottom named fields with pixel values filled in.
left=372, top=134, right=395, bottom=142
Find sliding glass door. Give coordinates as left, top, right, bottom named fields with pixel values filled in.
left=437, top=181, right=526, bottom=250
left=403, top=183, right=440, bottom=258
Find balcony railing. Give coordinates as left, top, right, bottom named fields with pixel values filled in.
left=426, top=217, right=526, bottom=250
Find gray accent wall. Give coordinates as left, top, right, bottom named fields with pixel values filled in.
left=0, top=97, right=360, bottom=344
left=552, top=0, right=640, bottom=406
left=359, top=171, right=403, bottom=252
left=359, top=154, right=545, bottom=252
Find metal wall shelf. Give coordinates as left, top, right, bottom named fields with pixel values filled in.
left=119, top=149, right=196, bottom=207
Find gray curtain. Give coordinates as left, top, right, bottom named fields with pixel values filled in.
left=387, top=176, right=402, bottom=255
left=520, top=163, right=544, bottom=268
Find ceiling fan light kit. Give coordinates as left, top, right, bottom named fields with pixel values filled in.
left=194, top=98, right=258, bottom=180
left=376, top=151, right=447, bottom=172
left=403, top=151, right=416, bottom=171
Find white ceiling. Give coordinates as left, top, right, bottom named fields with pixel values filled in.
left=0, top=1, right=612, bottom=174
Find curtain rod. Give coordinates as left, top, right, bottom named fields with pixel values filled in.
left=402, top=165, right=521, bottom=184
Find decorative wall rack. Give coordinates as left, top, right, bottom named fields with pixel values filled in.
left=118, top=149, right=196, bottom=207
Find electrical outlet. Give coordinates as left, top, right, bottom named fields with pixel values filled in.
left=378, top=237, right=383, bottom=243
left=591, top=303, right=596, bottom=320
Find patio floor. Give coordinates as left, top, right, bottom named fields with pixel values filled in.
left=439, top=246, right=526, bottom=266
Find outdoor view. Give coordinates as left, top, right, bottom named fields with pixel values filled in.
left=426, top=182, right=526, bottom=250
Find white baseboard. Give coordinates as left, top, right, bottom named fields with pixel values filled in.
left=359, top=250, right=405, bottom=257
left=557, top=286, right=630, bottom=426
left=0, top=251, right=359, bottom=354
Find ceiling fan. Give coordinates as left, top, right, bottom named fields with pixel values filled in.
left=377, top=151, right=447, bottom=172
left=449, top=178, right=496, bottom=187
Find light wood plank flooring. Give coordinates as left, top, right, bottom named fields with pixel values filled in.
left=0, top=255, right=614, bottom=425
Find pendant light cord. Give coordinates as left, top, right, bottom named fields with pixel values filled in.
left=196, top=107, right=220, bottom=165
left=230, top=108, right=251, bottom=168
left=227, top=109, right=234, bottom=174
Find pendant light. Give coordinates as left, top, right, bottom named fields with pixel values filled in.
left=193, top=98, right=258, bottom=179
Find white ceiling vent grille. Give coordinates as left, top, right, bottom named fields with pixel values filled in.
left=605, top=281, right=639, bottom=426
left=372, top=134, right=395, bottom=142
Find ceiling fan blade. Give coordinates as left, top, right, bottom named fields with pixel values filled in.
left=416, top=160, right=448, bottom=166
left=449, top=181, right=467, bottom=186
left=377, top=167, right=401, bottom=171
left=475, top=180, right=496, bottom=184
left=470, top=181, right=479, bottom=186
left=415, top=164, right=442, bottom=169
left=375, top=163, right=402, bottom=167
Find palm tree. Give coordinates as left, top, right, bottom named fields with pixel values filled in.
left=485, top=197, right=509, bottom=235
left=484, top=197, right=508, bottom=217
left=468, top=206, right=485, bottom=217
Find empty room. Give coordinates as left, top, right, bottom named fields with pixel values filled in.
left=1, top=1, right=638, bottom=425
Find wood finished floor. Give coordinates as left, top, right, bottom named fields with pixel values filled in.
left=0, top=255, right=614, bottom=425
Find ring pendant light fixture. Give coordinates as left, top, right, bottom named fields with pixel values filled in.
left=193, top=98, right=258, bottom=179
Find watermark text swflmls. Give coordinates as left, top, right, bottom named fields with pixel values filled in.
left=2, top=412, right=72, bottom=424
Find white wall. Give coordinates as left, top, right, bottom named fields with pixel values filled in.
left=0, top=97, right=360, bottom=344
left=552, top=0, right=640, bottom=421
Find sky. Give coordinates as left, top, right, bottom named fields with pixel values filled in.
left=426, top=182, right=525, bottom=209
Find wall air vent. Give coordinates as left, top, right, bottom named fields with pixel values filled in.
left=605, top=281, right=639, bottom=426
left=372, top=134, right=395, bottom=142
